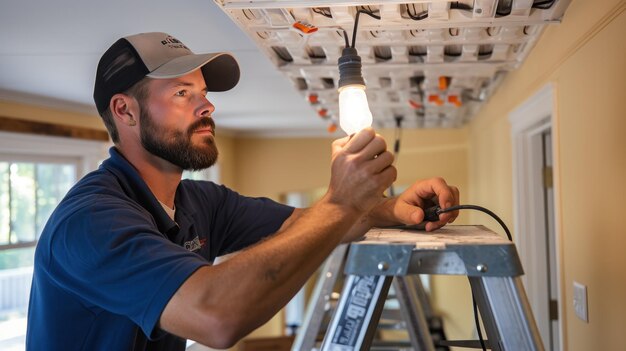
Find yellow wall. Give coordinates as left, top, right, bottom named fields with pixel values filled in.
left=468, top=1, right=626, bottom=350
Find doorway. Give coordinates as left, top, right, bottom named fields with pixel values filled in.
left=509, top=84, right=562, bottom=351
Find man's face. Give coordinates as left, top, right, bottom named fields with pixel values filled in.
left=138, top=70, right=218, bottom=171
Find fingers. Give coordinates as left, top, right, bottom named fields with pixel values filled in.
left=327, top=127, right=396, bottom=215
left=424, top=180, right=459, bottom=231
left=375, top=163, right=397, bottom=186
left=394, top=177, right=460, bottom=231
left=331, top=135, right=351, bottom=155
left=332, top=127, right=391, bottom=174
left=367, top=151, right=394, bottom=173
left=343, top=127, right=376, bottom=154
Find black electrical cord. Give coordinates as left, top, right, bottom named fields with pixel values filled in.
left=351, top=8, right=381, bottom=48
left=496, top=8, right=512, bottom=17
left=436, top=204, right=512, bottom=241
left=388, top=116, right=404, bottom=197
left=450, top=1, right=474, bottom=11
left=473, top=295, right=487, bottom=351
left=312, top=7, right=333, bottom=19
left=532, top=0, right=557, bottom=10
left=406, top=3, right=428, bottom=21
left=428, top=204, right=513, bottom=351
left=341, top=30, right=350, bottom=48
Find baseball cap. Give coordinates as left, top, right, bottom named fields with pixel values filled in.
left=93, top=32, right=240, bottom=114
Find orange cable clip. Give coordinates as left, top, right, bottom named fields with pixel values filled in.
left=448, top=95, right=462, bottom=107
left=438, top=76, right=448, bottom=91
left=293, top=21, right=318, bottom=34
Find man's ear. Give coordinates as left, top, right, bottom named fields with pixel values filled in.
left=110, top=94, right=138, bottom=127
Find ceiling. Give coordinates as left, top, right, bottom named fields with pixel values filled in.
left=0, top=0, right=322, bottom=137
left=0, top=1, right=570, bottom=137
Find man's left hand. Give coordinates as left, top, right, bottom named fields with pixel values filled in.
left=371, top=177, right=460, bottom=232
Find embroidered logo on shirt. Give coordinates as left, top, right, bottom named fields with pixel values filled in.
left=184, top=236, right=206, bottom=252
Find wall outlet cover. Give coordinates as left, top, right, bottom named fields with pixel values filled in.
left=573, top=281, right=588, bottom=323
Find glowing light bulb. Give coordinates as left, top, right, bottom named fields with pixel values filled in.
left=338, top=84, right=372, bottom=135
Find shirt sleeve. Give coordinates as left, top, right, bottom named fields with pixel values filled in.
left=44, top=194, right=209, bottom=339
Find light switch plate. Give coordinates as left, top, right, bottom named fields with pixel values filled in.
left=573, top=281, right=588, bottom=322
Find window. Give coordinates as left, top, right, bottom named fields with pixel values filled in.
left=0, top=160, right=77, bottom=249
left=0, top=157, right=78, bottom=350
left=0, top=131, right=109, bottom=351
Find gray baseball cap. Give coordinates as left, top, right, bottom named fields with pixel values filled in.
left=94, top=32, right=240, bottom=114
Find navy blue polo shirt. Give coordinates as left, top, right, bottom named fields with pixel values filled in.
left=26, top=147, right=294, bottom=351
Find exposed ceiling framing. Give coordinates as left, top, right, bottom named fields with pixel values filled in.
left=214, top=0, right=571, bottom=131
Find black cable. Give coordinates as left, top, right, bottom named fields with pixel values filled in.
left=351, top=8, right=381, bottom=48
left=406, top=3, right=428, bottom=21
left=312, top=7, right=333, bottom=19
left=432, top=204, right=513, bottom=350
left=437, top=204, right=512, bottom=241
left=495, top=0, right=513, bottom=17
left=496, top=8, right=512, bottom=17
left=341, top=30, right=349, bottom=48
left=450, top=1, right=474, bottom=11
left=473, top=295, right=487, bottom=351
left=532, top=0, right=557, bottom=10
left=388, top=116, right=403, bottom=197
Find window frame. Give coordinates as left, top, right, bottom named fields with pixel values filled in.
left=0, top=131, right=110, bottom=250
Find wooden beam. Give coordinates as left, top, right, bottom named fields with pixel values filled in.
left=0, top=116, right=110, bottom=141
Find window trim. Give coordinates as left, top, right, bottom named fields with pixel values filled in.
left=0, top=131, right=110, bottom=249
left=0, top=131, right=111, bottom=177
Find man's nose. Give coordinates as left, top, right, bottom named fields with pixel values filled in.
left=197, top=95, right=215, bottom=117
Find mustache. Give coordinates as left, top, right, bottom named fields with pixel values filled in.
left=188, top=117, right=216, bottom=136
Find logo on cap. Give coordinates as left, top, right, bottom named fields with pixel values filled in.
left=161, top=35, right=189, bottom=50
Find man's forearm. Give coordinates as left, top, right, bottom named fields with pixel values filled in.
left=161, top=198, right=362, bottom=347
left=339, top=197, right=401, bottom=243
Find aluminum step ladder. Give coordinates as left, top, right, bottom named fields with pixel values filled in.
left=292, top=244, right=447, bottom=351
left=318, top=225, right=544, bottom=351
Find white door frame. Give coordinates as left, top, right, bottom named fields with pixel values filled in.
left=509, top=83, right=563, bottom=350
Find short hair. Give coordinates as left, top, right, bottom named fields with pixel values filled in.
left=99, top=78, right=151, bottom=144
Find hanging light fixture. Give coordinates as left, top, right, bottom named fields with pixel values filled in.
left=337, top=46, right=372, bottom=135
left=337, top=9, right=380, bottom=135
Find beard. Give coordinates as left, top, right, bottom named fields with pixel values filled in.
left=139, top=108, right=218, bottom=171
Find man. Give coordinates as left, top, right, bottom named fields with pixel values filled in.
left=26, top=32, right=459, bottom=350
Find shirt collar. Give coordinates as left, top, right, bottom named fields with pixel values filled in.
left=101, top=147, right=179, bottom=234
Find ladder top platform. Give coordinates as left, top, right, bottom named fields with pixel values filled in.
left=345, top=225, right=524, bottom=277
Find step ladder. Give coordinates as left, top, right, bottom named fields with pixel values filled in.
left=295, top=225, right=544, bottom=351
left=292, top=244, right=447, bottom=350
left=323, top=225, right=543, bottom=351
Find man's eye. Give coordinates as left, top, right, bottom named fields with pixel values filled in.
left=175, top=90, right=187, bottom=97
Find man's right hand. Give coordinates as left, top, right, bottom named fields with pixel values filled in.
left=324, top=127, right=396, bottom=217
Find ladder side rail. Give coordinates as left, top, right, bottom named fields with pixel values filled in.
left=469, top=276, right=545, bottom=351
left=292, top=244, right=349, bottom=351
